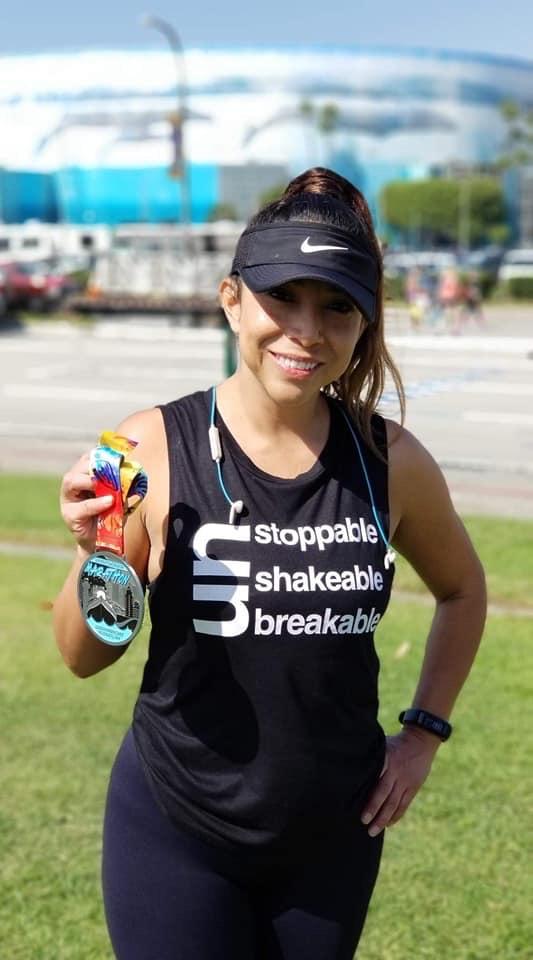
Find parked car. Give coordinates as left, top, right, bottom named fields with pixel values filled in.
left=498, top=248, right=533, bottom=283
left=4, top=259, right=70, bottom=311
left=383, top=249, right=458, bottom=278
left=0, top=265, right=7, bottom=315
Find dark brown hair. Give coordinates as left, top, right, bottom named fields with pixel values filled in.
left=233, top=166, right=405, bottom=453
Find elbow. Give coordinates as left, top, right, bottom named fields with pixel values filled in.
left=436, top=556, right=487, bottom=614
left=56, top=643, right=97, bottom=679
left=67, top=659, right=98, bottom=680
left=472, top=556, right=488, bottom=616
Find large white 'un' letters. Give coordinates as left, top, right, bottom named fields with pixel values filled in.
left=192, top=523, right=251, bottom=637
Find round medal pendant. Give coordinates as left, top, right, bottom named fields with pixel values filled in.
left=78, top=551, right=145, bottom=646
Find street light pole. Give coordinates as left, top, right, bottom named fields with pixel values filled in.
left=141, top=14, right=192, bottom=229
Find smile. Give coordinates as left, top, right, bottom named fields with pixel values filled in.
left=270, top=352, right=321, bottom=372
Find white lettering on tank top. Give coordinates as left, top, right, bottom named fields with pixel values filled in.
left=192, top=522, right=251, bottom=637
left=254, top=517, right=378, bottom=551
left=191, top=518, right=388, bottom=639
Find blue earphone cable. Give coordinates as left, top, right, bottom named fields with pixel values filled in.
left=211, top=385, right=394, bottom=563
left=338, top=406, right=394, bottom=557
left=210, top=387, right=234, bottom=509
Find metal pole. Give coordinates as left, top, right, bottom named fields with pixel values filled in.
left=458, top=176, right=471, bottom=252
left=141, top=15, right=191, bottom=229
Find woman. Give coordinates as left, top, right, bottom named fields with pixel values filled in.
left=54, top=167, right=486, bottom=959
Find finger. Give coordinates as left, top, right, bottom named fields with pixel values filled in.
left=361, top=773, right=395, bottom=826
left=367, top=787, right=404, bottom=837
left=387, top=789, right=415, bottom=827
left=61, top=471, right=95, bottom=501
left=63, top=494, right=113, bottom=521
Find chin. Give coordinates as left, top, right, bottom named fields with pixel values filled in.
left=261, top=374, right=327, bottom=408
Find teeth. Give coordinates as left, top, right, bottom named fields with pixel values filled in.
left=274, top=354, right=318, bottom=371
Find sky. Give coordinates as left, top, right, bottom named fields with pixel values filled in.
left=0, top=0, right=532, bottom=60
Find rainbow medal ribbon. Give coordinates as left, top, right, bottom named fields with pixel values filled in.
left=77, top=431, right=148, bottom=646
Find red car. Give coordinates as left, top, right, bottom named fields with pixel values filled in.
left=0, top=265, right=7, bottom=315
left=4, top=259, right=69, bottom=311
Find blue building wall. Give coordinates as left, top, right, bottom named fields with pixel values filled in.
left=0, top=170, right=58, bottom=223
left=53, top=164, right=219, bottom=224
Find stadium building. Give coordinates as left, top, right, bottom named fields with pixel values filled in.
left=1, top=45, right=532, bottom=227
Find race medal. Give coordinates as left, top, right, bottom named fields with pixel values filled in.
left=78, top=432, right=148, bottom=646
left=78, top=550, right=145, bottom=646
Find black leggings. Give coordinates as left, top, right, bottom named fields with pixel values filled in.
left=102, top=729, right=383, bottom=959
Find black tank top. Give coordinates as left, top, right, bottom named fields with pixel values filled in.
left=133, top=388, right=394, bottom=858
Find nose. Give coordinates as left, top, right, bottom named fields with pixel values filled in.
left=285, top=302, right=324, bottom=345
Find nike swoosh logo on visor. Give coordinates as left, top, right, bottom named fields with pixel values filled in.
left=301, top=237, right=350, bottom=253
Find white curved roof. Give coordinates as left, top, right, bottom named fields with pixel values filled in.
left=1, top=46, right=532, bottom=172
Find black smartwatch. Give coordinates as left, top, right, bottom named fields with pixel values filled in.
left=398, top=708, right=452, bottom=742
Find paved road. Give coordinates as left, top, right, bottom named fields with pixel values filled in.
left=1, top=307, right=532, bottom=517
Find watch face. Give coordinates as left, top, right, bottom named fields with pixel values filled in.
left=78, top=551, right=145, bottom=646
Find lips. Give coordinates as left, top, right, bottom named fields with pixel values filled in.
left=269, top=351, right=321, bottom=372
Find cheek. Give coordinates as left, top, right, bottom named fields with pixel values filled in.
left=331, top=320, right=363, bottom=355
left=239, top=307, right=280, bottom=346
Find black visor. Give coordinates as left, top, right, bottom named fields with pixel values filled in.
left=231, top=222, right=379, bottom=323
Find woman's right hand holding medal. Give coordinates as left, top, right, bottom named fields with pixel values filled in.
left=60, top=452, right=114, bottom=554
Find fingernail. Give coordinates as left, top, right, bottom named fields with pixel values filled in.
left=361, top=812, right=372, bottom=825
left=368, top=825, right=382, bottom=837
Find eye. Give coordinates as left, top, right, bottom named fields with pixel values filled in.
left=326, top=299, right=356, bottom=315
left=266, top=287, right=294, bottom=303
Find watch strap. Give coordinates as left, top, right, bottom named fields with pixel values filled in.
left=398, top=708, right=452, bottom=742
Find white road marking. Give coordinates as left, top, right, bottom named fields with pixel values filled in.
left=19, top=321, right=225, bottom=343
left=458, top=381, right=533, bottom=396
left=2, top=384, right=174, bottom=403
left=388, top=335, right=533, bottom=354
left=0, top=341, right=222, bottom=360
left=0, top=421, right=94, bottom=438
left=26, top=364, right=68, bottom=380
left=380, top=375, right=533, bottom=403
left=2, top=371, right=215, bottom=401
left=463, top=411, right=533, bottom=426
left=97, top=365, right=212, bottom=381
left=396, top=355, right=533, bottom=372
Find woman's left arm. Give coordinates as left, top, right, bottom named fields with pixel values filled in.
left=361, top=424, right=487, bottom=837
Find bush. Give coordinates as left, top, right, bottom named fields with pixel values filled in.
left=507, top=277, right=533, bottom=299
left=383, top=273, right=406, bottom=302
left=477, top=269, right=498, bottom=298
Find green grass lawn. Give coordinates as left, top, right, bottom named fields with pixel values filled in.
left=1, top=476, right=532, bottom=958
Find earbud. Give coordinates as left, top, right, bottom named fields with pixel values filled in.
left=229, top=500, right=244, bottom=525
left=209, top=425, right=223, bottom=462
left=384, top=548, right=396, bottom=570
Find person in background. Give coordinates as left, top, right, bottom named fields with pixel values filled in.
left=405, top=265, right=430, bottom=331
left=54, top=167, right=486, bottom=960
left=454, top=270, right=486, bottom=333
left=437, top=266, right=462, bottom=332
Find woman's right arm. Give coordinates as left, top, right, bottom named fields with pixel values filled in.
left=53, top=430, right=151, bottom=678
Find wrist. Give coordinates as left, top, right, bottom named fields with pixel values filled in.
left=75, top=543, right=94, bottom=564
left=398, top=724, right=442, bottom=753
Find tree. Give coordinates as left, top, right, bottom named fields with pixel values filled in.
left=297, top=99, right=340, bottom=164
left=207, top=202, right=239, bottom=222
left=317, top=103, right=340, bottom=136
left=257, top=183, right=288, bottom=207
left=498, top=99, right=533, bottom=170
left=379, top=177, right=507, bottom=247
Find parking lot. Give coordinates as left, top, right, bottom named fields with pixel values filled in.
left=1, top=306, right=532, bottom=517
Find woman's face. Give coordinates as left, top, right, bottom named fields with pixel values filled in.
left=222, top=278, right=366, bottom=407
